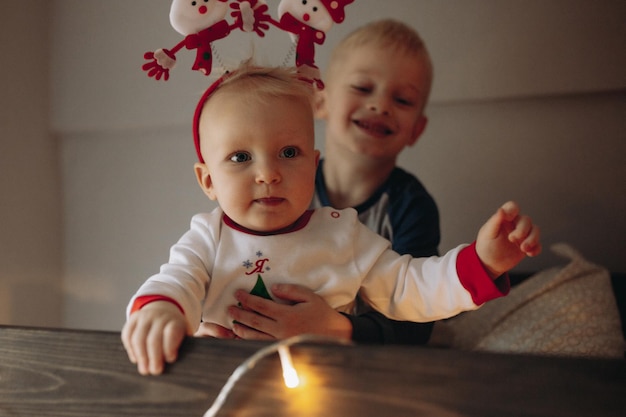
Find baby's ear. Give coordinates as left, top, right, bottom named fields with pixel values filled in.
left=312, top=88, right=328, bottom=119
left=194, top=162, right=217, bottom=200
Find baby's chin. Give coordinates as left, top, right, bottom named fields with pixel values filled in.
left=236, top=217, right=301, bottom=235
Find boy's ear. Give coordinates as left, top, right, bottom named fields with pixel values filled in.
left=408, top=115, right=428, bottom=146
left=194, top=162, right=217, bottom=200
left=313, top=89, right=328, bottom=119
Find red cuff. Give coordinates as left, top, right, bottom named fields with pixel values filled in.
left=130, top=295, right=184, bottom=315
left=456, top=242, right=510, bottom=305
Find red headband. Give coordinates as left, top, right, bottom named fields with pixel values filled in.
left=192, top=73, right=231, bottom=163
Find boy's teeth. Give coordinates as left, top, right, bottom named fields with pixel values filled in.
left=358, top=120, right=390, bottom=134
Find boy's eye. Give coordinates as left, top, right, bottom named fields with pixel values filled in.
left=280, top=146, right=299, bottom=159
left=229, top=151, right=251, bottom=163
left=351, top=85, right=371, bottom=93
left=395, top=97, right=415, bottom=106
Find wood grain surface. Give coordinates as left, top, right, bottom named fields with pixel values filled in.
left=1, top=326, right=624, bottom=417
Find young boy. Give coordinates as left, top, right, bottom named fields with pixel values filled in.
left=122, top=62, right=541, bottom=375
left=217, top=20, right=442, bottom=344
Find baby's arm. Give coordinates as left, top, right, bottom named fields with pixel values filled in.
left=121, top=301, right=189, bottom=375
left=476, top=201, right=541, bottom=278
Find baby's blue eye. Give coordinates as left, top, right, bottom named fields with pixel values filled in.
left=280, top=147, right=299, bottom=159
left=230, top=151, right=251, bottom=163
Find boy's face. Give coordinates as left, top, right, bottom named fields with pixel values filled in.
left=318, top=44, right=429, bottom=162
left=195, top=91, right=319, bottom=232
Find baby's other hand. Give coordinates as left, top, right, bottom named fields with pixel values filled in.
left=476, top=201, right=541, bottom=278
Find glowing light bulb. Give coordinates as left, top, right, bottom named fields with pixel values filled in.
left=278, top=345, right=300, bottom=388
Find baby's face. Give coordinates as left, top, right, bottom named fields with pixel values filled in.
left=197, top=91, right=319, bottom=232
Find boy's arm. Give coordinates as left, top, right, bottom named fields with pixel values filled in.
left=227, top=285, right=354, bottom=341
left=226, top=285, right=434, bottom=344
left=343, top=311, right=433, bottom=344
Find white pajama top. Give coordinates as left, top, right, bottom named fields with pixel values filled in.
left=127, top=207, right=508, bottom=331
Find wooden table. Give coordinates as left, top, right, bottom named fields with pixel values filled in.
left=1, top=325, right=624, bottom=417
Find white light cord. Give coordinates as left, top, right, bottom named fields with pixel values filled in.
left=202, top=334, right=350, bottom=417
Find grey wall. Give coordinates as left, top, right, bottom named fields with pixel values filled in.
left=0, top=2, right=62, bottom=327
left=1, top=0, right=624, bottom=331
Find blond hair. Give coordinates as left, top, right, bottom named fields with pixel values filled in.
left=193, top=60, right=314, bottom=162
left=210, top=61, right=314, bottom=107
left=327, top=19, right=433, bottom=99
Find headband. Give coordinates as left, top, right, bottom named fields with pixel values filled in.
left=144, top=0, right=355, bottom=163
left=141, top=0, right=355, bottom=85
left=192, top=72, right=231, bottom=163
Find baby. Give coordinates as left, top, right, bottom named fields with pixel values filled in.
left=122, top=61, right=541, bottom=375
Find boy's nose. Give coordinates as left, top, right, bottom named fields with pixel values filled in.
left=367, top=95, right=391, bottom=115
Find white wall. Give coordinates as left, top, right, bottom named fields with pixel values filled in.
left=50, top=0, right=626, bottom=130
left=10, top=0, right=624, bottom=331
left=0, top=2, right=62, bottom=327
left=399, top=92, right=626, bottom=272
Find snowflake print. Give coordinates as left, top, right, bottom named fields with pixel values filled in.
left=243, top=249, right=270, bottom=275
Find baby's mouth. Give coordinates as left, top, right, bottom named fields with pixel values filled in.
left=255, top=197, right=285, bottom=206
left=354, top=119, right=393, bottom=136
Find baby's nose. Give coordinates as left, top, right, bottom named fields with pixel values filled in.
left=256, top=162, right=281, bottom=184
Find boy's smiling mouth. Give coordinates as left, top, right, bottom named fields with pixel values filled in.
left=354, top=118, right=394, bottom=136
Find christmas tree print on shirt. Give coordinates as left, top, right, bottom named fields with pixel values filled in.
left=243, top=250, right=272, bottom=300
left=250, top=275, right=272, bottom=300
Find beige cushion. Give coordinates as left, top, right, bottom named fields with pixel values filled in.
left=429, top=243, right=625, bottom=358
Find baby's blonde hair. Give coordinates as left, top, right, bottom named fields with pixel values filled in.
left=327, top=19, right=433, bottom=100
left=211, top=61, right=314, bottom=107
left=193, top=60, right=314, bottom=162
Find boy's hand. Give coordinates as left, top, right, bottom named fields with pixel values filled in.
left=227, top=284, right=352, bottom=341
left=476, top=201, right=541, bottom=279
left=121, top=301, right=188, bottom=375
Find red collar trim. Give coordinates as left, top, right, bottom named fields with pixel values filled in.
left=223, top=210, right=314, bottom=236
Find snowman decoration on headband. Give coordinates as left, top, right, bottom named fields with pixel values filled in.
left=142, top=0, right=268, bottom=81
left=142, top=0, right=355, bottom=86
left=266, top=0, right=355, bottom=88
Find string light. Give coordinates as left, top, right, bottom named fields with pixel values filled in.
left=202, top=335, right=350, bottom=417
left=278, top=345, right=299, bottom=388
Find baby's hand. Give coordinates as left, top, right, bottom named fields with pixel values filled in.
left=476, top=201, right=541, bottom=278
left=121, top=301, right=188, bottom=375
